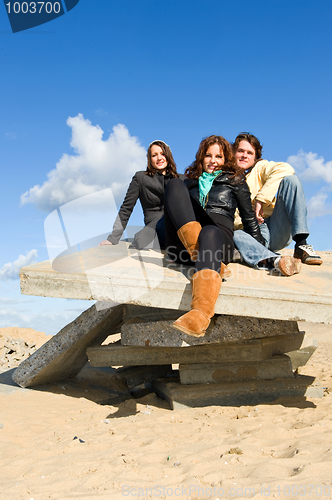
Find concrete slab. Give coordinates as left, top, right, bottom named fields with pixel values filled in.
left=87, top=332, right=304, bottom=367
left=12, top=304, right=124, bottom=388
left=179, top=355, right=294, bottom=384
left=121, top=315, right=300, bottom=347
left=152, top=376, right=324, bottom=409
left=123, top=304, right=181, bottom=323
left=76, top=359, right=173, bottom=391
left=19, top=246, right=332, bottom=324
left=74, top=363, right=129, bottom=393
left=286, top=337, right=318, bottom=370
left=115, top=365, right=173, bottom=390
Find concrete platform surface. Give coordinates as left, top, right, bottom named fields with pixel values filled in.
left=19, top=244, right=332, bottom=323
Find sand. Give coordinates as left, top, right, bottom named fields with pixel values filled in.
left=1, top=323, right=332, bottom=500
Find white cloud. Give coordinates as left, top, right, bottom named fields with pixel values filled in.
left=0, top=287, right=91, bottom=335
left=0, top=306, right=85, bottom=336
left=20, top=114, right=146, bottom=212
left=0, top=250, right=38, bottom=281
left=0, top=297, right=34, bottom=304
left=306, top=189, right=332, bottom=220
left=287, top=150, right=332, bottom=185
left=0, top=297, right=92, bottom=335
left=287, top=149, right=332, bottom=221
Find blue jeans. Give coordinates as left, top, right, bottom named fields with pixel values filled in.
left=234, top=175, right=309, bottom=267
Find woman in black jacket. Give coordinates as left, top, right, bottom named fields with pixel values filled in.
left=100, top=140, right=178, bottom=249
left=165, top=135, right=301, bottom=338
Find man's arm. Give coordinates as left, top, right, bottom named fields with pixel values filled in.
left=253, top=160, right=295, bottom=206
left=234, top=159, right=295, bottom=229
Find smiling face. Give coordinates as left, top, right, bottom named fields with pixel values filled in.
left=202, top=143, right=225, bottom=174
left=150, top=145, right=168, bottom=172
left=234, top=140, right=256, bottom=171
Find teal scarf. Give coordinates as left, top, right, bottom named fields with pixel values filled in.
left=198, top=170, right=221, bottom=207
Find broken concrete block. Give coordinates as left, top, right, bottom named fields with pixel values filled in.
left=121, top=315, right=300, bottom=347
left=12, top=304, right=124, bottom=388
left=122, top=304, right=181, bottom=324
left=116, top=365, right=173, bottom=390
left=286, top=337, right=318, bottom=370
left=179, top=355, right=294, bottom=384
left=88, top=332, right=304, bottom=367
left=74, top=363, right=128, bottom=393
left=152, top=375, right=323, bottom=410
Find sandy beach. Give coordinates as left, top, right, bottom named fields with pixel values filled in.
left=1, top=322, right=332, bottom=500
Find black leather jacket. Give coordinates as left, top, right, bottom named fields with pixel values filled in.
left=108, top=171, right=174, bottom=245
left=185, top=171, right=265, bottom=244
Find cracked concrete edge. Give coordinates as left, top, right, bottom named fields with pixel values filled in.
left=12, top=303, right=124, bottom=388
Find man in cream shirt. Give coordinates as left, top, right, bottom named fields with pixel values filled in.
left=232, top=132, right=322, bottom=267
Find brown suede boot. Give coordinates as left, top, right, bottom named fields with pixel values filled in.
left=177, top=221, right=202, bottom=262
left=173, top=268, right=222, bottom=337
left=274, top=256, right=302, bottom=276
left=220, top=262, right=231, bottom=279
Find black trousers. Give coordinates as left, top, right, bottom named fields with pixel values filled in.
left=164, top=178, right=234, bottom=273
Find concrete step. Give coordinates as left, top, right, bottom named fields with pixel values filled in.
left=179, top=355, right=294, bottom=385
left=152, top=376, right=324, bottom=410
left=87, top=332, right=305, bottom=367
left=121, top=315, right=300, bottom=347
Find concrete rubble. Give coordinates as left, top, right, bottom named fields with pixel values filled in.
left=0, top=337, right=38, bottom=369
left=14, top=249, right=331, bottom=408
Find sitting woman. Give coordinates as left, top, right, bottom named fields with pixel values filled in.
left=164, top=135, right=301, bottom=338
left=100, top=140, right=178, bottom=249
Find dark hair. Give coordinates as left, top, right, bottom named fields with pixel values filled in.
left=146, top=140, right=178, bottom=178
left=232, top=132, right=263, bottom=161
left=185, top=135, right=243, bottom=181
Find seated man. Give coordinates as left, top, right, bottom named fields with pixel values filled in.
left=232, top=132, right=322, bottom=267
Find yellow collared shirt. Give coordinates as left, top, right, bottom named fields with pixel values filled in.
left=234, top=159, right=295, bottom=230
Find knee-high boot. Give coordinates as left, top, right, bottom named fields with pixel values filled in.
left=173, top=268, right=222, bottom=337
left=177, top=221, right=202, bottom=262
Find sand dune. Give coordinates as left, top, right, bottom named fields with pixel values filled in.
left=1, top=323, right=332, bottom=499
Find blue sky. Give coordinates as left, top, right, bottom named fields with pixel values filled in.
left=0, top=0, right=332, bottom=335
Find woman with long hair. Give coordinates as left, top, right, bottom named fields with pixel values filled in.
left=164, top=135, right=300, bottom=338
left=100, top=140, right=178, bottom=249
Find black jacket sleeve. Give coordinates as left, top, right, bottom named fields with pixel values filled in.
left=107, top=174, right=140, bottom=244
left=236, top=181, right=265, bottom=245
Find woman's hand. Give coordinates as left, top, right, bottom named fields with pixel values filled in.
left=99, top=240, right=113, bottom=246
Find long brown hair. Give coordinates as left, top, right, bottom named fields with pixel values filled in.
left=146, top=140, right=179, bottom=177
left=185, top=135, right=243, bottom=181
